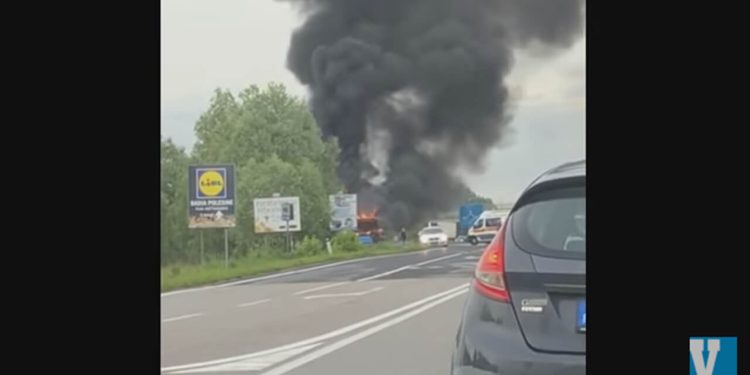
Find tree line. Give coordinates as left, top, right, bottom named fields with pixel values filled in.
left=161, top=83, right=497, bottom=265
left=161, top=83, right=341, bottom=264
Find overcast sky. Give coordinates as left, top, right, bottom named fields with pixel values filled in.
left=161, top=0, right=585, bottom=204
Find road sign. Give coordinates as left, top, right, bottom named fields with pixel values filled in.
left=254, top=196, right=301, bottom=233
left=188, top=165, right=236, bottom=228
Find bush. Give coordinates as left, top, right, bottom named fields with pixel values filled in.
left=297, top=235, right=324, bottom=256
left=332, top=231, right=362, bottom=253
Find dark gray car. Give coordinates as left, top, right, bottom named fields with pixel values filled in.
left=452, top=160, right=586, bottom=375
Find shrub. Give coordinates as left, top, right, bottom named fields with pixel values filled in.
left=298, top=235, right=324, bottom=256
left=332, top=231, right=362, bottom=253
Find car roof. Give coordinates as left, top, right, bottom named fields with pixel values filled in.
left=526, top=159, right=585, bottom=189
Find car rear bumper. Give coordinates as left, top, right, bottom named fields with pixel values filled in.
left=452, top=287, right=585, bottom=375
left=420, top=240, right=448, bottom=246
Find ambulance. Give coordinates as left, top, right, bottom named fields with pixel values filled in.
left=466, top=210, right=506, bottom=245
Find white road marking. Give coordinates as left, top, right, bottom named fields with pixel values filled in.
left=356, top=253, right=462, bottom=282
left=161, top=248, right=444, bottom=298
left=293, top=281, right=350, bottom=296
left=414, top=253, right=461, bottom=266
left=238, top=299, right=271, bottom=308
left=303, top=287, right=384, bottom=300
left=170, top=343, right=321, bottom=373
left=161, top=283, right=468, bottom=373
left=355, top=266, right=411, bottom=282
left=260, top=288, right=469, bottom=375
left=162, top=313, right=203, bottom=323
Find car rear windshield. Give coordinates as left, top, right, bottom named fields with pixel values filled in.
left=511, top=185, right=585, bottom=257
left=422, top=228, right=444, bottom=234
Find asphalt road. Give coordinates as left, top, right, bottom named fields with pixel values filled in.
left=161, top=243, right=486, bottom=374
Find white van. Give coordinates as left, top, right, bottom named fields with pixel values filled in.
left=467, top=210, right=506, bottom=245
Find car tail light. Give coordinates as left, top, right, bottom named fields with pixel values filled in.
left=474, top=221, right=509, bottom=302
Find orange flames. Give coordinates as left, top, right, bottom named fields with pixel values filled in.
left=357, top=210, right=379, bottom=220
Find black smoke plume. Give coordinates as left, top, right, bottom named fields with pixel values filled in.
left=285, top=0, right=584, bottom=229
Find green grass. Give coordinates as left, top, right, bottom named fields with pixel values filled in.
left=161, top=241, right=425, bottom=292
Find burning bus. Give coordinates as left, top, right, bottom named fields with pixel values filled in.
left=357, top=210, right=384, bottom=242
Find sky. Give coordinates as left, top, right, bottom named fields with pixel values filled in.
left=161, top=0, right=585, bottom=204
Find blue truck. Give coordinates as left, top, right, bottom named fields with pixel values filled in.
left=458, top=203, right=485, bottom=237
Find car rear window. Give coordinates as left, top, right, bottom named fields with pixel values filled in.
left=511, top=185, right=585, bottom=257
left=422, top=228, right=444, bottom=234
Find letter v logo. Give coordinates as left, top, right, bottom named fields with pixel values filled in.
left=690, top=339, right=721, bottom=375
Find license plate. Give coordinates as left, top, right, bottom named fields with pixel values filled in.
left=576, top=300, right=586, bottom=332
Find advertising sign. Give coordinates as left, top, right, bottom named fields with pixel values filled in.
left=329, top=194, right=357, bottom=232
left=188, top=165, right=236, bottom=228
left=253, top=196, right=301, bottom=233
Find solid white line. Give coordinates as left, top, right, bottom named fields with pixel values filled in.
left=171, top=343, right=321, bottom=374
left=260, top=288, right=469, bottom=375
left=162, top=313, right=203, bottom=323
left=161, top=248, right=443, bottom=298
left=355, top=266, right=411, bottom=282
left=160, top=283, right=468, bottom=372
left=238, top=299, right=271, bottom=308
left=293, top=281, right=350, bottom=296
left=414, top=252, right=461, bottom=266
left=356, top=253, right=462, bottom=282
left=303, top=287, right=384, bottom=300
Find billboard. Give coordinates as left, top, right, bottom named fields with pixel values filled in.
left=329, top=194, right=357, bottom=232
left=188, top=165, right=236, bottom=228
left=253, top=196, right=301, bottom=233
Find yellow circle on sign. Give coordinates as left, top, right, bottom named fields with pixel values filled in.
left=198, top=170, right=224, bottom=197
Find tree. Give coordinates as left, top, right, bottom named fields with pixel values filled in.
left=164, top=82, right=342, bottom=262
left=233, top=156, right=330, bottom=255
left=161, top=137, right=195, bottom=264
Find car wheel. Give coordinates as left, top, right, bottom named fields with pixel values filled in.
left=469, top=237, right=478, bottom=245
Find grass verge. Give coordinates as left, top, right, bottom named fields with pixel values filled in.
left=161, top=241, right=426, bottom=293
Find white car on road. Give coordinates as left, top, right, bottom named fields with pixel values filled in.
left=418, top=227, right=449, bottom=247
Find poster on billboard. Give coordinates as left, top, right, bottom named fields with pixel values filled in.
left=253, top=197, right=301, bottom=233
left=188, top=165, right=236, bottom=228
left=329, top=194, right=357, bottom=232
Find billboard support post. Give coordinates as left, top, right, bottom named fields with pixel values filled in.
left=224, top=229, right=229, bottom=267
left=200, top=231, right=205, bottom=265
left=285, top=218, right=290, bottom=253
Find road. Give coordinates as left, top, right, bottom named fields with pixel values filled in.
left=161, top=243, right=485, bottom=374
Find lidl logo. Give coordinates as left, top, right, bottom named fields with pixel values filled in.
left=689, top=337, right=737, bottom=375
left=196, top=168, right=226, bottom=199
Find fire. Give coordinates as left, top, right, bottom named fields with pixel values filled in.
left=357, top=210, right=378, bottom=220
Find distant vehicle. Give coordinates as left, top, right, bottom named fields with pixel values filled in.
left=452, top=160, right=586, bottom=375
left=466, top=210, right=505, bottom=245
left=458, top=203, right=484, bottom=237
left=418, top=227, right=448, bottom=247
left=357, top=211, right=384, bottom=242
left=423, top=220, right=458, bottom=240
